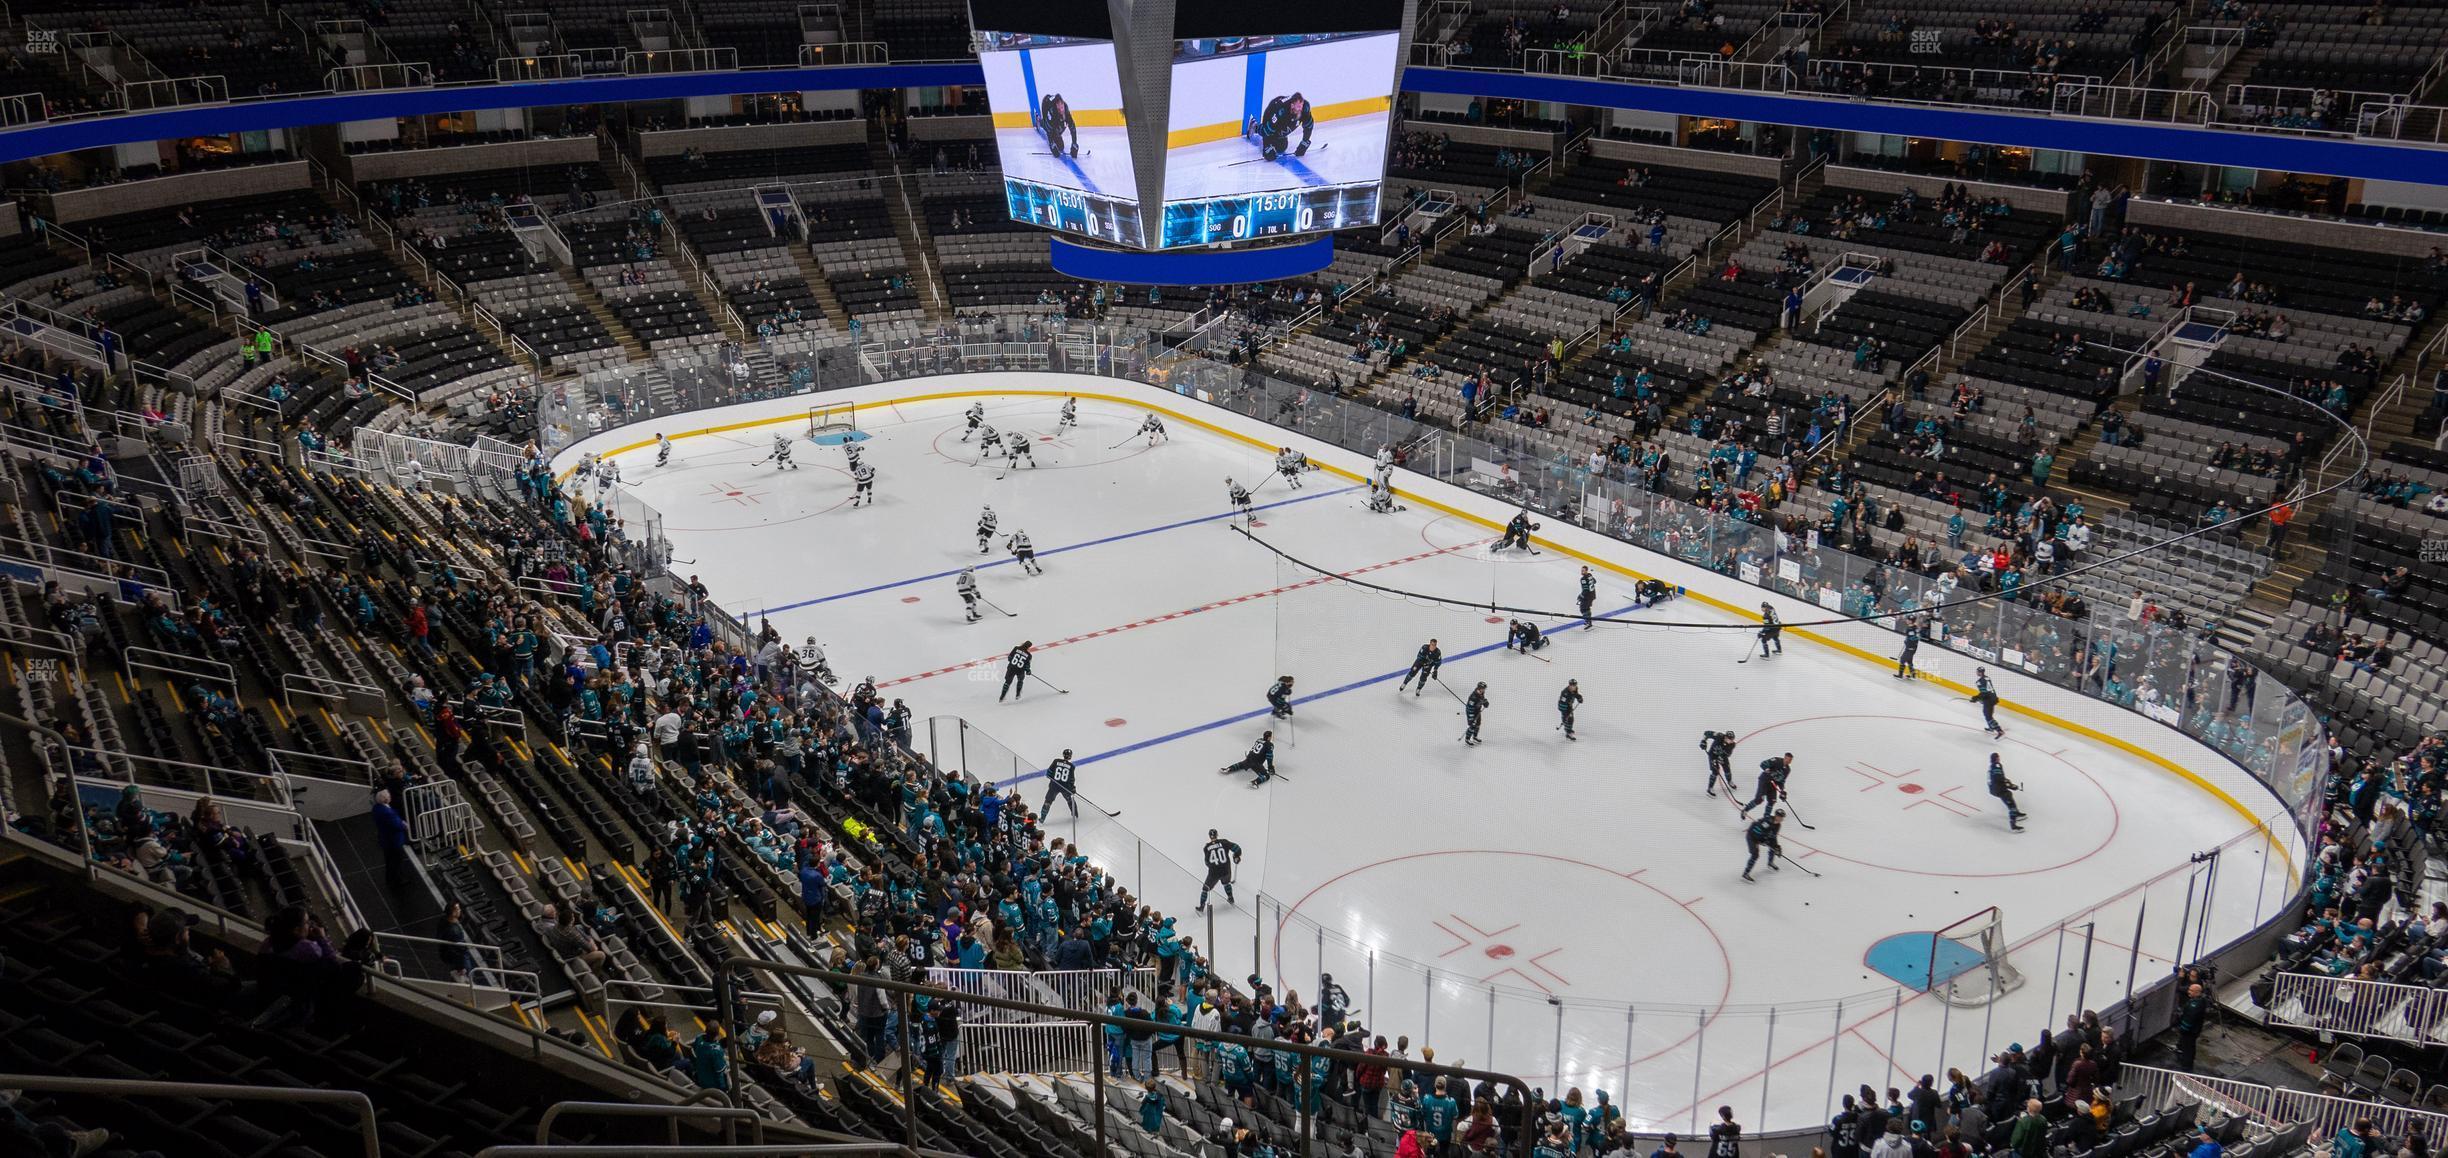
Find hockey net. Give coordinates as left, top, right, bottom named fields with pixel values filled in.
left=1929, top=907, right=2026, bottom=1007
left=806, top=401, right=857, bottom=438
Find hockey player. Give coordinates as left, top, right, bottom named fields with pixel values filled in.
left=1138, top=413, right=1167, bottom=445
left=1274, top=447, right=1307, bottom=488
left=957, top=567, right=983, bottom=623
left=1365, top=472, right=1402, bottom=514
left=596, top=457, right=622, bottom=494
left=1894, top=622, right=1921, bottom=679
left=1058, top=396, right=1079, bottom=430
left=974, top=422, right=1001, bottom=458
left=851, top=460, right=876, bottom=506
left=1499, top=509, right=1538, bottom=552
left=1265, top=676, right=1296, bottom=719
left=1195, top=828, right=1243, bottom=911
left=655, top=433, right=672, bottom=467
left=1399, top=639, right=1442, bottom=695
left=1508, top=618, right=1550, bottom=653
left=1700, top=728, right=1738, bottom=796
left=1986, top=754, right=2025, bottom=830
left=1742, top=810, right=1786, bottom=881
left=1969, top=668, right=2005, bottom=738
left=1007, top=530, right=1043, bottom=575
left=843, top=438, right=863, bottom=470
left=1219, top=732, right=1277, bottom=787
left=1376, top=444, right=1395, bottom=477
left=1635, top=577, right=1676, bottom=608
left=1042, top=748, right=1080, bottom=818
left=999, top=641, right=1034, bottom=702
left=976, top=505, right=999, bottom=554
left=1740, top=752, right=1793, bottom=816
left=1004, top=429, right=1036, bottom=468
left=1462, top=682, right=1490, bottom=745
left=800, top=637, right=836, bottom=685
left=1036, top=92, right=1079, bottom=158
left=1557, top=679, right=1584, bottom=740
left=1756, top=603, right=1783, bottom=659
left=1577, top=566, right=1598, bottom=626
left=1255, top=91, right=1315, bottom=162
left=961, top=401, right=987, bottom=442
left=769, top=433, right=798, bottom=470
left=1227, top=477, right=1254, bottom=520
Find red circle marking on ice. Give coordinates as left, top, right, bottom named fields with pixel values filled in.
left=1105, top=717, right=1127, bottom=727
left=1248, top=521, right=1266, bottom=528
left=1276, top=849, right=1733, bottom=1079
left=1484, top=945, right=1514, bottom=960
left=1735, top=713, right=2121, bottom=878
left=1897, top=782, right=1925, bottom=794
left=901, top=596, right=921, bottom=603
left=1485, top=615, right=1504, bottom=623
left=724, top=490, right=744, bottom=497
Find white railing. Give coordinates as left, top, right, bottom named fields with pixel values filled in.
left=2118, top=1062, right=2447, bottom=1144
left=926, top=967, right=1159, bottom=1017
left=2263, top=969, right=2447, bottom=1050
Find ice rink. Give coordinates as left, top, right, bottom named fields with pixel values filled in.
left=1160, top=112, right=1395, bottom=202
left=997, top=124, right=1140, bottom=199
left=597, top=390, right=2302, bottom=1131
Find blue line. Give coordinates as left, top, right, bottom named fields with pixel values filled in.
left=1276, top=154, right=1329, bottom=187
left=994, top=601, right=1650, bottom=784
left=753, top=485, right=1361, bottom=616
left=1242, top=52, right=1267, bottom=143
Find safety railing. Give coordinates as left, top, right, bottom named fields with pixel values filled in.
left=376, top=928, right=545, bottom=1011
left=2051, top=81, right=2214, bottom=124
left=924, top=966, right=1156, bottom=1016
left=0, top=1074, right=379, bottom=1158
left=326, top=60, right=435, bottom=92
left=716, top=956, right=1548, bottom=1158
left=120, top=74, right=227, bottom=111
left=798, top=41, right=888, bottom=66
left=2118, top=1062, right=2448, bottom=1144
left=2260, top=969, right=2447, bottom=1049
left=0, top=90, right=47, bottom=128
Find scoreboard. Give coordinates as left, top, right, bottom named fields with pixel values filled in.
left=1156, top=185, right=1384, bottom=249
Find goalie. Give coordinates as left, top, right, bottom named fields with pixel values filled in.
left=1255, top=92, right=1315, bottom=162
left=1037, top=93, right=1080, bottom=158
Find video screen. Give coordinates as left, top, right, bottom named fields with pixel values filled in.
left=978, top=31, right=1146, bottom=248
left=1156, top=31, right=1400, bottom=249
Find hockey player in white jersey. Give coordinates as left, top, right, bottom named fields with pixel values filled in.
left=769, top=434, right=798, bottom=470
left=973, top=422, right=1000, bottom=459
left=1138, top=413, right=1167, bottom=445
left=1058, top=397, right=1079, bottom=430
left=655, top=433, right=672, bottom=467
left=956, top=567, right=983, bottom=622
left=961, top=402, right=986, bottom=441
left=1274, top=447, right=1307, bottom=488
left=1004, top=429, right=1036, bottom=468
left=843, top=439, right=863, bottom=470
left=1227, top=477, right=1254, bottom=520
left=975, top=505, right=999, bottom=554
left=851, top=461, right=876, bottom=506
left=1006, top=530, right=1043, bottom=575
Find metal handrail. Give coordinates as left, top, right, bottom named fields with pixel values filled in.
left=0, top=1074, right=378, bottom=1158
left=535, top=1100, right=767, bottom=1147
left=714, top=956, right=1546, bottom=1158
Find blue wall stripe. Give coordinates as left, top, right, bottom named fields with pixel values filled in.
left=1050, top=233, right=1332, bottom=282
left=1, top=63, right=2442, bottom=184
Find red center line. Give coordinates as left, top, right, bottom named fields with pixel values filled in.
left=876, top=537, right=1494, bottom=689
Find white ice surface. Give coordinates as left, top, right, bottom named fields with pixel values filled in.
left=605, top=394, right=2298, bottom=1131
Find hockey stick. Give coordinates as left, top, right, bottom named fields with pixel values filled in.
left=1106, top=432, right=1141, bottom=450
left=1030, top=672, right=1071, bottom=695
left=1075, top=792, right=1123, bottom=818
left=1780, top=853, right=1823, bottom=878
left=1779, top=797, right=1819, bottom=830
left=979, top=597, right=1018, bottom=618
